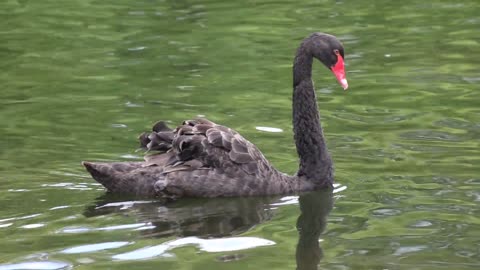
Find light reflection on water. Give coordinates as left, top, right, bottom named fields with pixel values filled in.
left=112, top=237, right=276, bottom=261
left=0, top=261, right=71, bottom=270
left=61, top=242, right=131, bottom=254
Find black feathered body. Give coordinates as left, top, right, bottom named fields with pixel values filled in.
left=84, top=119, right=317, bottom=198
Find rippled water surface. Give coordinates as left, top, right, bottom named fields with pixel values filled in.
left=1, top=0, right=479, bottom=269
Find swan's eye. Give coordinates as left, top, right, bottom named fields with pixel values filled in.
left=333, top=49, right=340, bottom=55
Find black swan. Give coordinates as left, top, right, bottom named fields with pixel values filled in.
left=83, top=32, right=348, bottom=198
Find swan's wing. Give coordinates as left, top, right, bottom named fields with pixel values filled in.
left=140, top=118, right=268, bottom=176
left=83, top=118, right=285, bottom=198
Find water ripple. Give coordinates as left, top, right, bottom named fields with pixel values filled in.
left=95, top=200, right=156, bottom=210
left=255, top=126, right=283, bottom=133
left=61, top=241, right=131, bottom=254
left=58, top=222, right=152, bottom=234
left=372, top=208, right=402, bottom=217
left=400, top=130, right=461, bottom=141
left=270, top=196, right=298, bottom=207
left=20, top=223, right=45, bottom=229
left=0, top=214, right=41, bottom=224
left=393, top=245, right=428, bottom=256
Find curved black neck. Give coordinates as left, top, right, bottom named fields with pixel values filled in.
left=292, top=44, right=333, bottom=186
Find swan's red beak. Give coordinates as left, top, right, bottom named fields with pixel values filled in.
left=331, top=53, right=348, bottom=90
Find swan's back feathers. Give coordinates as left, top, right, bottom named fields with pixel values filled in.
left=141, top=118, right=264, bottom=176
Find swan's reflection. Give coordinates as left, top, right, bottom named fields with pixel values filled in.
left=296, top=189, right=334, bottom=270
left=84, top=189, right=333, bottom=266
left=84, top=194, right=277, bottom=238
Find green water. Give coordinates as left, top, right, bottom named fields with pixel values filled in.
left=1, top=0, right=479, bottom=269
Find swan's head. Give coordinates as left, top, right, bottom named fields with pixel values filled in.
left=308, top=33, right=348, bottom=90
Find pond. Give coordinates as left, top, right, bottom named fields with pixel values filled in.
left=1, top=0, right=479, bottom=269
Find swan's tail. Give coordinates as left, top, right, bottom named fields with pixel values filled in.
left=82, top=161, right=156, bottom=196
left=83, top=161, right=122, bottom=191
